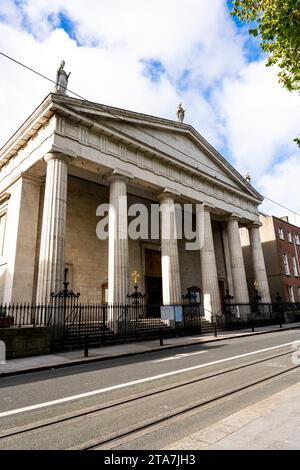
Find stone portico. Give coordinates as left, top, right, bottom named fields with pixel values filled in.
left=0, top=93, right=271, bottom=322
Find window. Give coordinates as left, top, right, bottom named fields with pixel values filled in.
left=283, top=254, right=290, bottom=275
left=288, top=232, right=293, bottom=243
left=0, top=194, right=9, bottom=258
left=0, top=213, right=7, bottom=257
left=288, top=286, right=295, bottom=303
left=295, top=234, right=300, bottom=245
left=278, top=227, right=284, bottom=240
left=292, top=256, right=299, bottom=276
left=298, top=288, right=300, bottom=303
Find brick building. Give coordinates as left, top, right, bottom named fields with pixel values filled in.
left=241, top=214, right=300, bottom=303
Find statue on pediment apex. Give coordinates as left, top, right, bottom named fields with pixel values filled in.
left=55, top=60, right=71, bottom=95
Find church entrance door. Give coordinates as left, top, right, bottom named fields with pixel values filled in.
left=145, top=249, right=162, bottom=316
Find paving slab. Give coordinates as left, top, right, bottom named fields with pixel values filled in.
left=165, top=381, right=300, bottom=450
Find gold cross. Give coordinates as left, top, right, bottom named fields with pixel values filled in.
left=131, top=270, right=140, bottom=284
left=253, top=280, right=258, bottom=290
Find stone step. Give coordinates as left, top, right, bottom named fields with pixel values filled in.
left=64, top=317, right=225, bottom=338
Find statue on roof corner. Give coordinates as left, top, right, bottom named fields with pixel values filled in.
left=55, top=60, right=71, bottom=95
left=176, top=103, right=185, bottom=123
left=244, top=171, right=251, bottom=184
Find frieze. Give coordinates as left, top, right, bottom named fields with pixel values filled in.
left=60, top=121, right=259, bottom=216
left=79, top=126, right=88, bottom=144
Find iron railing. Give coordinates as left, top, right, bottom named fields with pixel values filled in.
left=223, top=301, right=300, bottom=329
left=0, top=301, right=205, bottom=350
left=1, top=300, right=299, bottom=351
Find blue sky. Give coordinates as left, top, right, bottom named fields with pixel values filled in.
left=48, top=11, right=81, bottom=46
left=0, top=0, right=299, bottom=223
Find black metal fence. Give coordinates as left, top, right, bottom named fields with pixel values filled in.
left=223, top=301, right=300, bottom=329
left=0, top=299, right=299, bottom=351
left=0, top=300, right=206, bottom=350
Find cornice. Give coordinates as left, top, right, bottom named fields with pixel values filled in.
left=0, top=94, right=54, bottom=161
left=0, top=192, right=10, bottom=205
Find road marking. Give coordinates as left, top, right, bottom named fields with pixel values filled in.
left=153, top=351, right=208, bottom=363
left=1, top=340, right=298, bottom=418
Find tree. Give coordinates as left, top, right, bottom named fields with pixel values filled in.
left=232, top=0, right=300, bottom=92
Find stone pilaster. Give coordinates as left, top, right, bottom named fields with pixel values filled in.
left=227, top=216, right=250, bottom=304
left=36, top=153, right=70, bottom=304
left=107, top=172, right=130, bottom=305
left=199, top=205, right=221, bottom=321
left=159, top=191, right=181, bottom=305
left=3, top=174, right=41, bottom=304
left=249, top=222, right=271, bottom=303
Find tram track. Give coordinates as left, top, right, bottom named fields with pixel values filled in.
left=78, top=360, right=300, bottom=450
left=0, top=348, right=298, bottom=449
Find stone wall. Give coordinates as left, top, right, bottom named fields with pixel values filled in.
left=178, top=239, right=202, bottom=295
left=0, top=327, right=50, bottom=359
left=65, top=176, right=109, bottom=303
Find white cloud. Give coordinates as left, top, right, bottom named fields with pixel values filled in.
left=13, top=0, right=245, bottom=80
left=259, top=154, right=300, bottom=227
left=0, top=0, right=243, bottom=146
left=0, top=0, right=299, bottom=224
left=214, top=60, right=299, bottom=177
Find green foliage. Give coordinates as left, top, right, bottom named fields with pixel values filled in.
left=232, top=0, right=300, bottom=92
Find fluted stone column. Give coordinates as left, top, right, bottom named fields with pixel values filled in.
left=227, top=216, right=250, bottom=305
left=36, top=153, right=70, bottom=305
left=107, top=173, right=129, bottom=306
left=159, top=192, right=181, bottom=305
left=200, top=206, right=221, bottom=321
left=249, top=223, right=271, bottom=303
left=222, top=226, right=234, bottom=296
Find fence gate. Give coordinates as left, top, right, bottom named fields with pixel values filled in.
left=182, top=303, right=203, bottom=334
left=50, top=282, right=81, bottom=347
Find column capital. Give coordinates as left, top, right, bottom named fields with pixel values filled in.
left=107, top=168, right=134, bottom=184
left=20, top=172, right=43, bottom=185
left=10, top=172, right=43, bottom=188
left=227, top=213, right=240, bottom=222
left=44, top=152, right=74, bottom=165
left=202, top=201, right=215, bottom=211
left=157, top=187, right=181, bottom=202
left=248, top=220, right=262, bottom=229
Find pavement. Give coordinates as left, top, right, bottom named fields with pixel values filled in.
left=165, top=381, right=300, bottom=450
left=1, top=321, right=300, bottom=377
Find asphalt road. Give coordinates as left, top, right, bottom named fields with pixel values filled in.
left=0, top=329, right=299, bottom=449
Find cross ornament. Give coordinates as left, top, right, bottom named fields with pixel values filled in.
left=131, top=270, right=140, bottom=285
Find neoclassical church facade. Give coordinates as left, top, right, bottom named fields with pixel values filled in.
left=0, top=93, right=271, bottom=321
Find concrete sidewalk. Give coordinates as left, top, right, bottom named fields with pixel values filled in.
left=1, top=322, right=300, bottom=377
left=165, top=381, right=300, bottom=450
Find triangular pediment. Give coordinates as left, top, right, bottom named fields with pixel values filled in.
left=52, top=94, right=262, bottom=201
left=103, top=121, right=242, bottom=190
left=52, top=95, right=261, bottom=201
left=0, top=92, right=261, bottom=203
